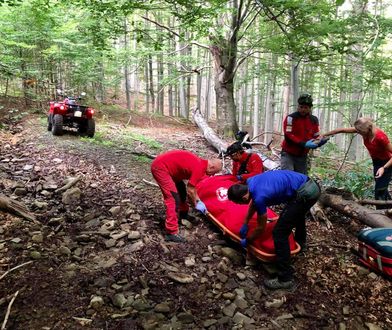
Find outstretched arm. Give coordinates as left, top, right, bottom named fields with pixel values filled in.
left=322, top=127, right=356, bottom=137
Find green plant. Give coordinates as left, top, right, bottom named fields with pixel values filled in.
left=118, top=132, right=162, bottom=150
left=312, top=160, right=374, bottom=199
left=81, top=132, right=114, bottom=147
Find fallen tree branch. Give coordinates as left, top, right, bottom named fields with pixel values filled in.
left=143, top=179, right=159, bottom=188
left=0, top=261, right=33, bottom=281
left=319, top=193, right=392, bottom=228
left=310, top=202, right=333, bottom=229
left=359, top=199, right=392, bottom=206
left=0, top=195, right=37, bottom=222
left=55, top=176, right=81, bottom=193
left=1, top=290, right=19, bottom=330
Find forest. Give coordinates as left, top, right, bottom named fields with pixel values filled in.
left=0, top=0, right=392, bottom=329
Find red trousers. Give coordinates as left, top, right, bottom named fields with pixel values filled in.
left=151, top=163, right=189, bottom=234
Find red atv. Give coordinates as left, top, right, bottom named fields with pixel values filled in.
left=48, top=90, right=96, bottom=137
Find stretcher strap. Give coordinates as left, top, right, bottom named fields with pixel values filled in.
left=377, top=255, right=383, bottom=271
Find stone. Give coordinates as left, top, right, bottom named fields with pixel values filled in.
left=89, top=296, right=104, bottom=310
left=222, top=303, right=236, bottom=317
left=112, top=293, right=127, bottom=308
left=233, top=312, right=255, bottom=325
left=30, top=251, right=41, bottom=259
left=62, top=187, right=82, bottom=205
left=31, top=233, right=44, bottom=243
left=154, top=303, right=171, bottom=313
left=128, top=231, right=141, bottom=240
left=109, top=206, right=121, bottom=216
left=167, top=272, right=194, bottom=284
left=177, top=312, right=194, bottom=324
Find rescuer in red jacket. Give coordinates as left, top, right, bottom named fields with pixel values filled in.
left=151, top=150, right=222, bottom=242
left=281, top=93, right=327, bottom=174
left=225, top=142, right=263, bottom=182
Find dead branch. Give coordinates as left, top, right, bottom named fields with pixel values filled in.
left=310, top=202, right=333, bottom=229
left=1, top=290, right=19, bottom=330
left=0, top=195, right=37, bottom=222
left=0, top=261, right=33, bottom=281
left=319, top=193, right=392, bottom=228
left=359, top=199, right=392, bottom=206
left=143, top=179, right=159, bottom=188
left=55, top=176, right=81, bottom=193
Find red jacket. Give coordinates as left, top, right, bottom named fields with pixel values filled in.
left=281, top=112, right=320, bottom=156
left=152, top=150, right=208, bottom=186
left=233, top=152, right=263, bottom=181
left=363, top=128, right=392, bottom=161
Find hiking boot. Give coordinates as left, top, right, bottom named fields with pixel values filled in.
left=264, top=277, right=296, bottom=290
left=165, top=234, right=186, bottom=243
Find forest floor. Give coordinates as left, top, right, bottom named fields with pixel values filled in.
left=0, top=99, right=391, bottom=330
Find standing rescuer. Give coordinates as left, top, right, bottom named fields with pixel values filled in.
left=281, top=93, right=327, bottom=174
left=225, top=141, right=263, bottom=182
left=322, top=117, right=392, bottom=208
left=151, top=150, right=222, bottom=242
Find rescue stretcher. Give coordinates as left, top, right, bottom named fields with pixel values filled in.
left=196, top=174, right=301, bottom=262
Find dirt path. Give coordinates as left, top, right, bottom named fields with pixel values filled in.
left=0, top=115, right=391, bottom=330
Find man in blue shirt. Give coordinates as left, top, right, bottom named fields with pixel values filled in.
left=227, top=170, right=321, bottom=290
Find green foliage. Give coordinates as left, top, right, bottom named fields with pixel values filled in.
left=118, top=132, right=162, bottom=150
left=81, top=132, right=115, bottom=147
left=312, top=158, right=374, bottom=199
left=132, top=154, right=152, bottom=163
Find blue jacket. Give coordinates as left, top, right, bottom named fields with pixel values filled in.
left=247, top=170, right=308, bottom=214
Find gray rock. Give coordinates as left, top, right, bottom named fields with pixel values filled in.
left=33, top=201, right=48, bottom=209
left=236, top=272, right=246, bottom=280
left=222, top=303, right=237, bottom=317
left=233, top=312, right=254, bottom=325
left=14, top=188, right=27, bottom=196
left=89, top=296, right=104, bottom=310
left=154, top=302, right=171, bottom=313
left=221, top=247, right=243, bottom=265
left=112, top=293, right=127, bottom=308
left=62, top=187, right=82, bottom=205
left=31, top=233, right=44, bottom=243
left=85, top=219, right=100, bottom=229
left=128, top=231, right=141, bottom=240
left=185, top=255, right=196, bottom=267
left=181, top=219, right=193, bottom=229
left=128, top=240, right=144, bottom=252
left=167, top=272, right=194, bottom=284
left=109, top=206, right=121, bottom=216
left=110, top=231, right=128, bottom=241
left=365, top=323, right=383, bottom=330
left=105, top=239, right=117, bottom=248
left=59, top=246, right=72, bottom=256
left=203, top=319, right=218, bottom=327
left=217, top=272, right=228, bottom=283
left=234, top=297, right=248, bottom=309
left=30, top=251, right=41, bottom=259
left=177, top=312, right=194, bottom=324
left=132, top=298, right=151, bottom=311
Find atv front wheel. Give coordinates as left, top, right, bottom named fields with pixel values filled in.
left=47, top=114, right=53, bottom=131
left=52, top=114, right=63, bottom=136
left=86, top=118, right=95, bottom=138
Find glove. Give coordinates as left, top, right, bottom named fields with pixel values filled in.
left=195, top=200, right=207, bottom=214
left=236, top=175, right=242, bottom=181
left=304, top=139, right=318, bottom=149
left=317, top=137, right=329, bottom=147
left=239, top=224, right=248, bottom=238
left=240, top=238, right=247, bottom=248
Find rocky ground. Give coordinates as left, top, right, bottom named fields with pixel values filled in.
left=0, top=108, right=391, bottom=330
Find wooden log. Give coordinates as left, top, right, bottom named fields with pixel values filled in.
left=192, top=108, right=280, bottom=170
left=192, top=108, right=227, bottom=154
left=319, top=193, right=392, bottom=228
left=0, top=195, right=37, bottom=222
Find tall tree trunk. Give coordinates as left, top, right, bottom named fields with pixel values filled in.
left=124, top=19, right=131, bottom=111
